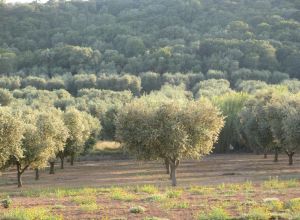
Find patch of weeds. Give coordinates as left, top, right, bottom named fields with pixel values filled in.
left=81, top=187, right=98, bottom=195
left=1, top=207, right=62, bottom=220
left=240, top=181, right=255, bottom=193
left=217, top=183, right=240, bottom=195
left=20, top=188, right=52, bottom=197
left=54, top=188, right=81, bottom=198
left=143, top=217, right=169, bottom=220
left=1, top=196, right=12, bottom=208
left=110, top=188, right=135, bottom=202
left=263, top=198, right=283, bottom=212
left=161, top=200, right=189, bottom=210
left=241, top=200, right=258, bottom=208
left=285, top=198, right=300, bottom=212
left=144, top=194, right=165, bottom=202
left=285, top=179, right=299, bottom=188
left=243, top=207, right=270, bottom=220
left=172, top=201, right=189, bottom=209
left=79, top=203, right=99, bottom=212
left=189, top=186, right=215, bottom=195
left=135, top=185, right=159, bottom=194
left=263, top=177, right=298, bottom=190
left=165, top=189, right=183, bottom=198
left=198, top=207, right=231, bottom=220
left=52, top=204, right=65, bottom=210
left=96, top=187, right=112, bottom=193
left=129, top=206, right=146, bottom=214
left=71, top=195, right=97, bottom=205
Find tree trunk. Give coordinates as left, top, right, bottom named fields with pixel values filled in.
left=16, top=163, right=28, bottom=188
left=164, top=158, right=170, bottom=174
left=35, top=168, right=39, bottom=180
left=170, top=163, right=177, bottom=187
left=289, top=153, right=294, bottom=165
left=285, top=150, right=295, bottom=165
left=60, top=156, right=64, bottom=169
left=264, top=152, right=267, bottom=159
left=274, top=148, right=279, bottom=162
left=17, top=163, right=22, bottom=188
left=169, top=159, right=180, bottom=187
left=49, top=162, right=55, bottom=174
left=70, top=154, right=74, bottom=166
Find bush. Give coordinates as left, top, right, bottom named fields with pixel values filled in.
left=129, top=206, right=146, bottom=214
left=1, top=196, right=12, bottom=208
left=0, top=88, right=13, bottom=106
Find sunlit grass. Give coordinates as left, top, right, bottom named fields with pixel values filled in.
left=110, top=187, right=136, bottom=201
left=1, top=207, right=62, bottom=220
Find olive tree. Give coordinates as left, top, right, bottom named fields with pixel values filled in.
left=59, top=108, right=100, bottom=168
left=239, top=89, right=280, bottom=158
left=12, top=109, right=68, bottom=186
left=283, top=100, right=300, bottom=165
left=116, top=98, right=224, bottom=186
left=268, top=93, right=300, bottom=165
left=0, top=107, right=24, bottom=170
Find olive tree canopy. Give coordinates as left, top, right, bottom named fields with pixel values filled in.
left=116, top=97, right=224, bottom=186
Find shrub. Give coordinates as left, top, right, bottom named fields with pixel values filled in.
left=1, top=196, right=12, bottom=208
left=129, top=206, right=146, bottom=214
left=165, top=189, right=183, bottom=198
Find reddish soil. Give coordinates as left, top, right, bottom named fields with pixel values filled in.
left=0, top=154, right=300, bottom=219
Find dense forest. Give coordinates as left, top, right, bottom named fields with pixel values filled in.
left=0, top=0, right=299, bottom=79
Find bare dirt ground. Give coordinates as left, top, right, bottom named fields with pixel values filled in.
left=1, top=154, right=299, bottom=191
left=1, top=154, right=300, bottom=219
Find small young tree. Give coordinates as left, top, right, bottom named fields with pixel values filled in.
left=116, top=98, right=224, bottom=186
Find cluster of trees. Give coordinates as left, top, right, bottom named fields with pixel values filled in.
left=0, top=70, right=297, bottom=98
left=0, top=0, right=299, bottom=78
left=1, top=0, right=300, bottom=187
left=1, top=78, right=300, bottom=186
left=239, top=89, right=300, bottom=165
left=0, top=74, right=141, bottom=95
left=0, top=106, right=100, bottom=187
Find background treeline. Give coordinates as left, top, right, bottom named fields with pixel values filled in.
left=0, top=70, right=294, bottom=96
left=0, top=0, right=300, bottom=79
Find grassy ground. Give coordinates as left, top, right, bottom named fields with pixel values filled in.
left=1, top=142, right=300, bottom=219
left=1, top=178, right=300, bottom=219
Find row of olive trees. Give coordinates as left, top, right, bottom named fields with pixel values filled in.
left=0, top=87, right=130, bottom=141
left=0, top=107, right=100, bottom=187
left=239, top=88, right=300, bottom=165
left=0, top=74, right=141, bottom=96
